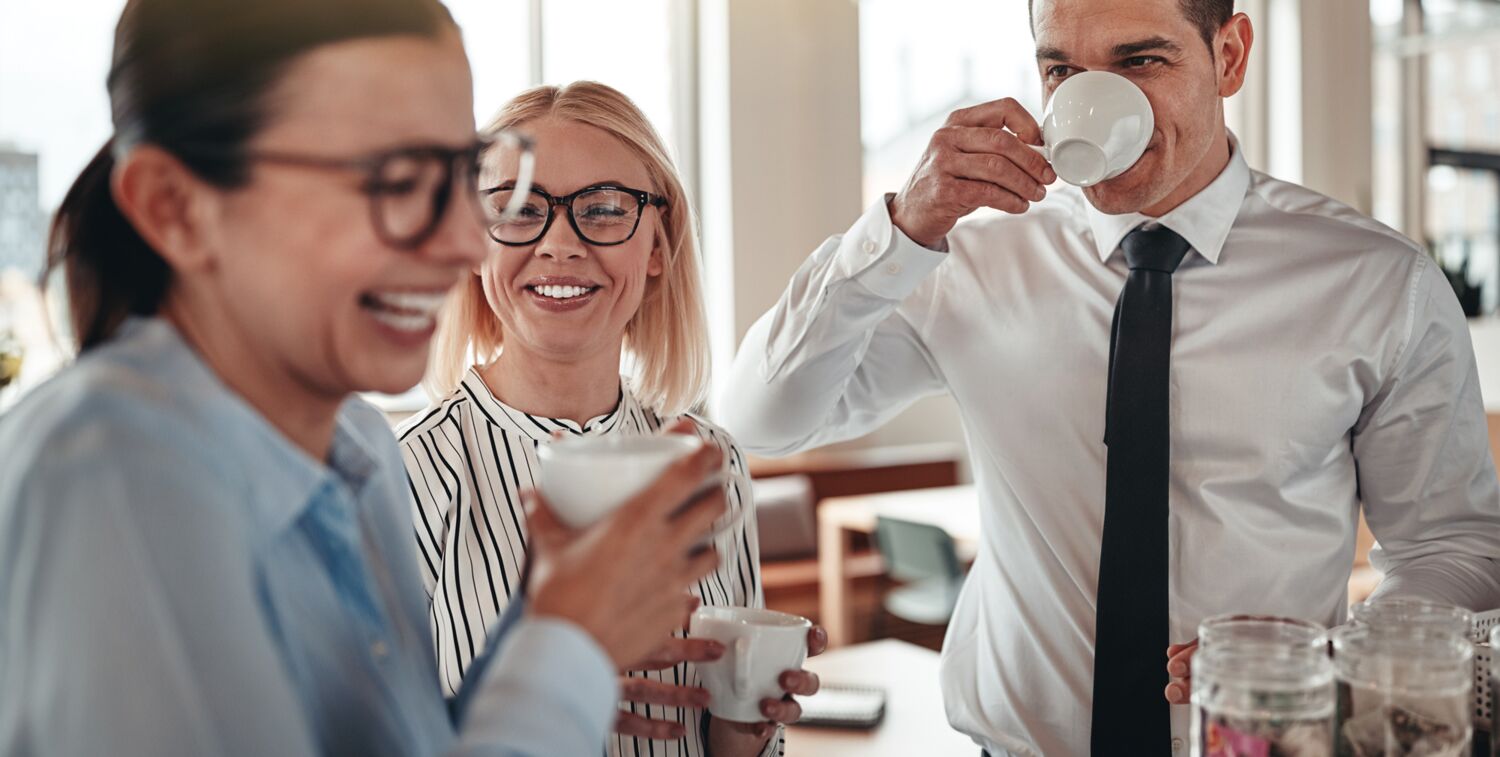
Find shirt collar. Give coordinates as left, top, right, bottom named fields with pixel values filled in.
left=1085, top=133, right=1251, bottom=266
left=122, top=317, right=382, bottom=537
left=460, top=366, right=633, bottom=442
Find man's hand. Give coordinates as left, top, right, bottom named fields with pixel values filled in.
left=889, top=97, right=1057, bottom=249
left=1165, top=639, right=1198, bottom=704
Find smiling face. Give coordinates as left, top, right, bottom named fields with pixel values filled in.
left=476, top=116, right=665, bottom=366
left=187, top=33, right=486, bottom=397
left=1033, top=0, right=1247, bottom=215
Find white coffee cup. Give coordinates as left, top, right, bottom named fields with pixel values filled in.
left=536, top=434, right=701, bottom=529
left=1029, top=70, right=1154, bottom=187
left=690, top=606, right=812, bottom=723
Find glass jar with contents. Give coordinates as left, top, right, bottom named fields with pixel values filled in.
left=1192, top=642, right=1336, bottom=757
left=1332, top=625, right=1472, bottom=757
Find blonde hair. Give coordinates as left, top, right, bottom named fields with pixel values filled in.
left=426, top=81, right=710, bottom=417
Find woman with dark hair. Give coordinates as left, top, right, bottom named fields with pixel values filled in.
left=0, top=1, right=724, bottom=755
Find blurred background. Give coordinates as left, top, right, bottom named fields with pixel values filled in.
left=2, top=1, right=1499, bottom=748
left=8, top=0, right=1500, bottom=432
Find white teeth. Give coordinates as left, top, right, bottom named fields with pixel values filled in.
left=368, top=308, right=435, bottom=333
left=363, top=289, right=444, bottom=332
left=534, top=285, right=592, bottom=300
left=367, top=290, right=447, bottom=316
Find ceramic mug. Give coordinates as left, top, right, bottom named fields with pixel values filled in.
left=689, top=606, right=812, bottom=723
left=536, top=434, right=701, bottom=528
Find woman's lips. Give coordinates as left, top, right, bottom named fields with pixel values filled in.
left=524, top=284, right=600, bottom=312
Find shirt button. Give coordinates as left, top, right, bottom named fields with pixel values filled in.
left=1172, top=737, right=1184, bottom=751
left=885, top=262, right=903, bottom=276
left=862, top=239, right=877, bottom=255
left=371, top=640, right=389, bottom=660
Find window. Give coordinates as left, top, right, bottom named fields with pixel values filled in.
left=0, top=1, right=690, bottom=413
left=538, top=0, right=678, bottom=151
left=446, top=0, right=534, bottom=127
left=859, top=0, right=1041, bottom=206
left=0, top=0, right=126, bottom=279
left=0, top=1, right=684, bottom=219
left=448, top=0, right=680, bottom=151
left=1372, top=0, right=1500, bottom=314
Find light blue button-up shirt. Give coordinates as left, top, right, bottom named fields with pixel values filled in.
left=0, top=318, right=618, bottom=756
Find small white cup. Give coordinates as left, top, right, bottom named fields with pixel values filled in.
left=1030, top=70, right=1155, bottom=187
left=690, top=606, right=811, bottom=723
left=536, top=434, right=701, bottom=529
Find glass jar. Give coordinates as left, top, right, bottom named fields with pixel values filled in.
left=1192, top=643, right=1336, bottom=757
left=1332, top=625, right=1472, bottom=757
left=1199, top=614, right=1329, bottom=653
left=1348, top=598, right=1473, bottom=640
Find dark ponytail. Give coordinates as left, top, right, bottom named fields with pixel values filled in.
left=46, top=0, right=457, bottom=351
left=48, top=141, right=169, bottom=351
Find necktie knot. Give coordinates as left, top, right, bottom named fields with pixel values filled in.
left=1121, top=225, right=1191, bottom=273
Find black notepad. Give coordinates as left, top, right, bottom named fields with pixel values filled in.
left=795, top=684, right=887, bottom=729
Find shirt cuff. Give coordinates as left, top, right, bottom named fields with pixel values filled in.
left=833, top=194, right=949, bottom=301
left=459, top=616, right=619, bottom=753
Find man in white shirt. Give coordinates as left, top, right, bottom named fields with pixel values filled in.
left=718, top=0, right=1500, bottom=754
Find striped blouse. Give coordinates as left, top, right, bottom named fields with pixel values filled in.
left=398, top=367, right=782, bottom=757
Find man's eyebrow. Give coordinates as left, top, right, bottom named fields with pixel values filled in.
left=1035, top=45, right=1068, bottom=62
left=1111, top=37, right=1183, bottom=57
left=1036, top=37, right=1182, bottom=63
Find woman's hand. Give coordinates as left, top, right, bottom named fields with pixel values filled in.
left=614, top=632, right=727, bottom=740
left=706, top=625, right=829, bottom=755
left=523, top=442, right=727, bottom=670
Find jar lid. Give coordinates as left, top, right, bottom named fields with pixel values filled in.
left=1192, top=642, right=1335, bottom=691
left=1332, top=624, right=1474, bottom=694
left=1198, top=614, right=1329, bottom=652
left=1348, top=598, right=1473, bottom=639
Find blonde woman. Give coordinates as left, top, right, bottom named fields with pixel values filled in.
left=399, top=82, right=823, bottom=757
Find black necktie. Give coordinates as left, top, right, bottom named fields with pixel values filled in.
left=1091, top=225, right=1190, bottom=755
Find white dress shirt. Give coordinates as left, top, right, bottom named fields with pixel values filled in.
left=718, top=140, right=1500, bottom=756
left=398, top=368, right=780, bottom=757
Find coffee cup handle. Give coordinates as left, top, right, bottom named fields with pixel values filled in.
left=731, top=637, right=753, bottom=698
left=1027, top=143, right=1050, bottom=161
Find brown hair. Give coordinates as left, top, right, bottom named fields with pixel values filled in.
left=1029, top=0, right=1234, bottom=50
left=46, top=0, right=457, bottom=351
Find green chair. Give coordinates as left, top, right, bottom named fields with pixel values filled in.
left=873, top=516, right=965, bottom=626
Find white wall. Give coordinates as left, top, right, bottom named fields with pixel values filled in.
left=1234, top=0, right=1375, bottom=214
left=699, top=0, right=864, bottom=344
left=1294, top=0, right=1375, bottom=213
left=699, top=0, right=969, bottom=461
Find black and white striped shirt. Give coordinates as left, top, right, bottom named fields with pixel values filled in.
left=398, top=367, right=780, bottom=757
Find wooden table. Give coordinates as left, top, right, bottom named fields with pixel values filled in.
left=785, top=639, right=975, bottom=756
left=817, top=485, right=981, bottom=647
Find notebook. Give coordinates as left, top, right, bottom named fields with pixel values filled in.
left=795, top=683, right=887, bottom=729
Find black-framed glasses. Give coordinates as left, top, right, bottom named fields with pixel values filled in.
left=176, top=130, right=536, bottom=251
left=480, top=184, right=668, bottom=247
